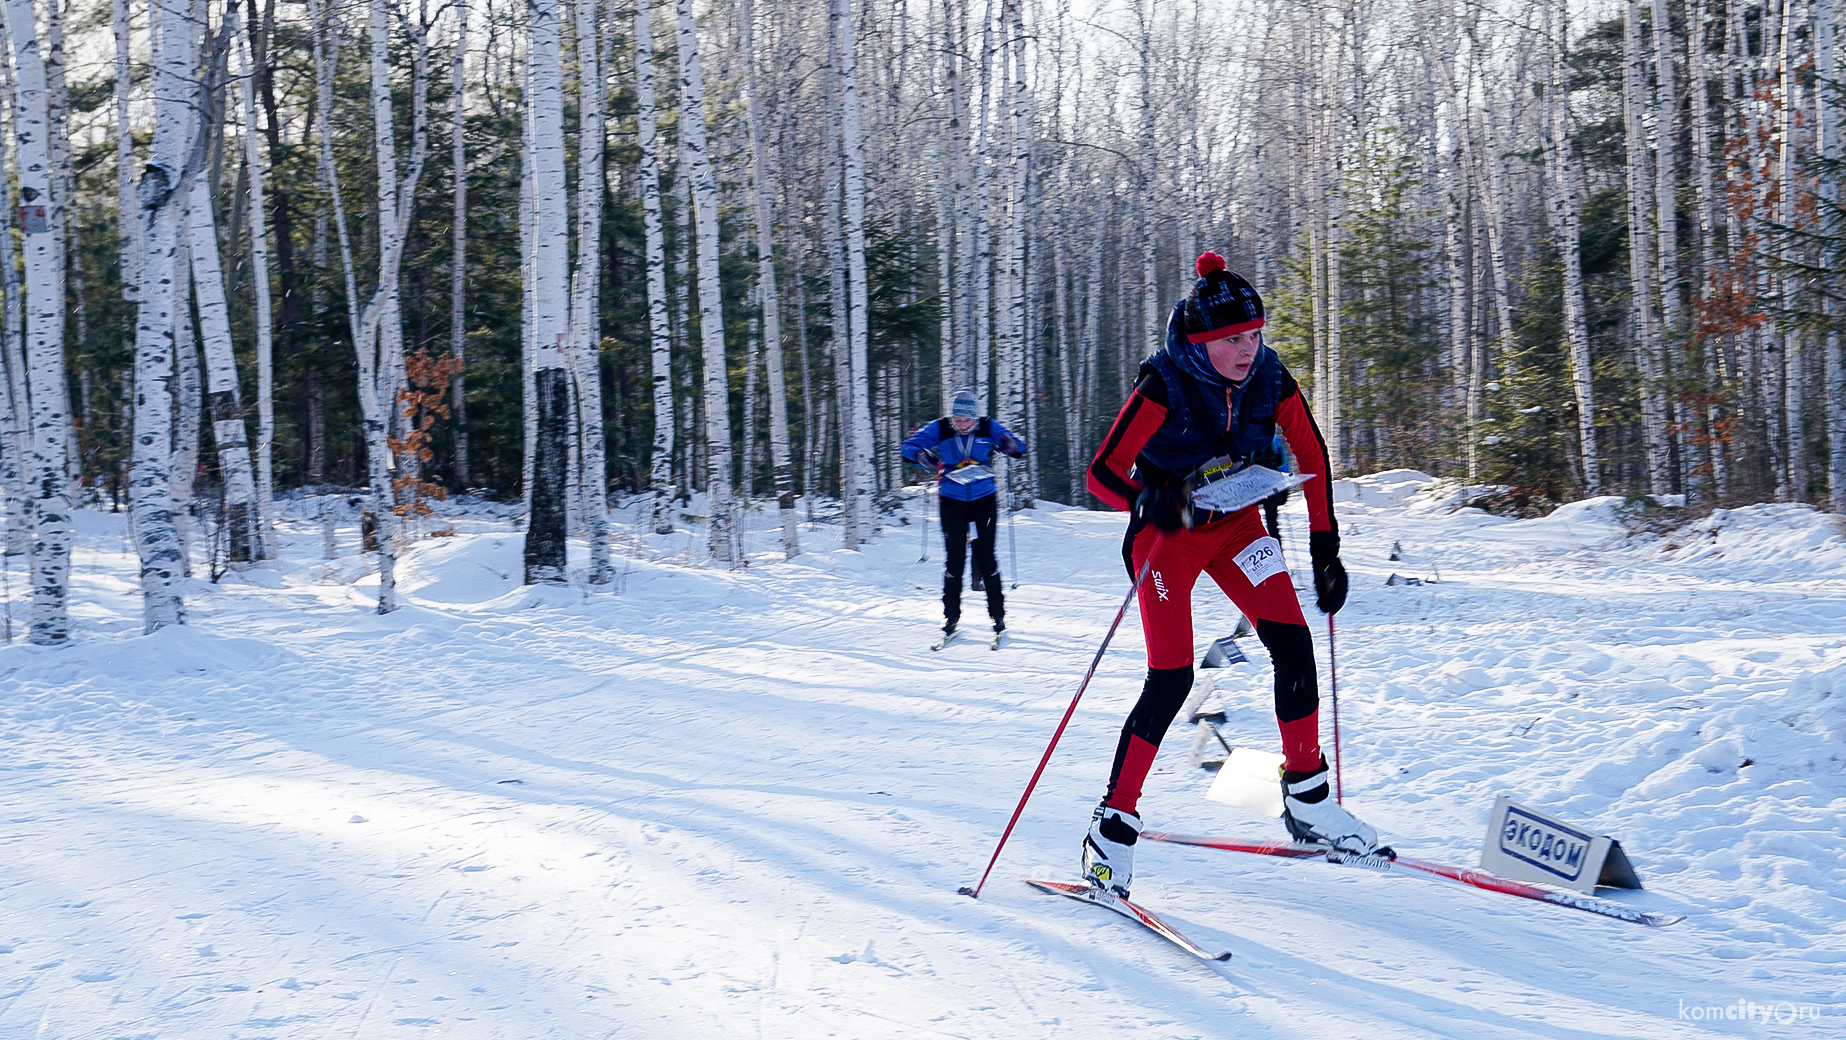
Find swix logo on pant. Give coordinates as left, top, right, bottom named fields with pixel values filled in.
left=1151, top=571, right=1170, bottom=601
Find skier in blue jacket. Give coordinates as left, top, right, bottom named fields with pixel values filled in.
left=902, top=388, right=1027, bottom=640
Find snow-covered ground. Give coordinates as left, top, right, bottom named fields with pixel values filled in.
left=2, top=475, right=1842, bottom=1038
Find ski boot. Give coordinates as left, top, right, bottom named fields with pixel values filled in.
left=1280, top=756, right=1386, bottom=856
left=1082, top=803, right=1142, bottom=897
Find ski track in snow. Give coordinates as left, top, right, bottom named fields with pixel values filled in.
left=1, top=476, right=1842, bottom=1038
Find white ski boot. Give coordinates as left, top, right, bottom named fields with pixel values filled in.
left=1280, top=757, right=1383, bottom=855
left=1082, top=803, right=1142, bottom=897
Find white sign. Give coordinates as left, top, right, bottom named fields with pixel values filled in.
left=1480, top=795, right=1642, bottom=895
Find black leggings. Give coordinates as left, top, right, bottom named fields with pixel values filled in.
left=940, top=493, right=1003, bottom=624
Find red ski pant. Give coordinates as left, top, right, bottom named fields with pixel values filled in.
left=1101, top=509, right=1321, bottom=814
left=1131, top=508, right=1307, bottom=667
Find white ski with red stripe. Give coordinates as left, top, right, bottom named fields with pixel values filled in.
left=1142, top=833, right=1684, bottom=928
left=1022, top=878, right=1232, bottom=962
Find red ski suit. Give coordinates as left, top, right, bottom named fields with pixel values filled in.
left=1085, top=357, right=1338, bottom=812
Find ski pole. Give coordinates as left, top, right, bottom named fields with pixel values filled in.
left=961, top=534, right=1163, bottom=899
left=1329, top=614, right=1342, bottom=805
left=919, top=478, right=932, bottom=562
left=1006, top=480, right=1019, bottom=590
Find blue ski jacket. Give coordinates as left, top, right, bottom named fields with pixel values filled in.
left=902, top=417, right=1027, bottom=501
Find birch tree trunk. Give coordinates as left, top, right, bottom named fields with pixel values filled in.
left=634, top=0, right=675, bottom=536
left=2, top=0, right=72, bottom=643
left=1651, top=0, right=1684, bottom=339
left=822, top=98, right=857, bottom=548
left=1547, top=0, right=1600, bottom=493
left=1823, top=0, right=1846, bottom=512
left=1688, top=0, right=1729, bottom=501
left=1138, top=0, right=1159, bottom=361
left=450, top=0, right=470, bottom=487
left=1779, top=0, right=1805, bottom=503
left=124, top=0, right=200, bottom=633
left=234, top=12, right=277, bottom=558
left=524, top=0, right=571, bottom=583
left=999, top=0, right=1028, bottom=510
left=0, top=44, right=30, bottom=561
left=1625, top=0, right=1671, bottom=493
left=677, top=0, right=737, bottom=563
left=113, top=0, right=138, bottom=306
left=840, top=0, right=880, bottom=540
left=185, top=13, right=264, bottom=567
left=742, top=0, right=798, bottom=557
left=971, top=0, right=996, bottom=405
left=571, top=0, right=611, bottom=582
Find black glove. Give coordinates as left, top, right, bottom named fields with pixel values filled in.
left=915, top=448, right=940, bottom=472
left=1309, top=530, right=1348, bottom=615
left=1133, top=482, right=1193, bottom=533
left=999, top=434, right=1026, bottom=458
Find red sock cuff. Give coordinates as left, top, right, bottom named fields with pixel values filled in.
left=1105, top=735, right=1160, bottom=814
left=1277, top=712, right=1322, bottom=774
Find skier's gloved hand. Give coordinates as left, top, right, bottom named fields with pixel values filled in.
left=999, top=434, right=1026, bottom=458
left=1134, top=482, right=1193, bottom=533
left=915, top=448, right=941, bottom=472
left=1309, top=530, right=1348, bottom=614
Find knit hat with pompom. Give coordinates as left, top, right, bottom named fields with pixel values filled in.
left=1181, top=252, right=1265, bottom=343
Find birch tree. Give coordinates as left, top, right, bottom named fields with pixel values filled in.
left=571, top=0, right=611, bottom=582
left=524, top=0, right=571, bottom=584
left=635, top=0, right=675, bottom=537
left=123, top=0, right=206, bottom=633
left=450, top=0, right=470, bottom=488
left=677, top=0, right=737, bottom=563
left=184, top=3, right=264, bottom=566
left=234, top=10, right=277, bottom=558
left=742, top=0, right=798, bottom=557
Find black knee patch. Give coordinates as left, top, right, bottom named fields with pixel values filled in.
left=1256, top=620, right=1318, bottom=722
left=1124, top=665, right=1194, bottom=746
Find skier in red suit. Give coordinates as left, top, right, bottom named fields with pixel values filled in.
left=1078, top=252, right=1381, bottom=898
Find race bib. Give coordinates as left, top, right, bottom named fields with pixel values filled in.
left=1233, top=536, right=1287, bottom=586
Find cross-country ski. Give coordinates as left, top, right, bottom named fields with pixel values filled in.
left=1022, top=878, right=1233, bottom=963
left=1142, top=833, right=1686, bottom=928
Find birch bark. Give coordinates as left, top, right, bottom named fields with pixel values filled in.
left=1546, top=0, right=1600, bottom=493
left=113, top=0, right=138, bottom=305
left=571, top=0, right=611, bottom=582
left=233, top=12, right=276, bottom=557
left=634, top=0, right=674, bottom=536
left=677, top=0, right=737, bottom=562
left=999, top=0, right=1028, bottom=509
left=831, top=0, right=878, bottom=544
left=4, top=0, right=74, bottom=642
left=185, top=12, right=263, bottom=566
left=1625, top=0, right=1671, bottom=492
left=124, top=0, right=200, bottom=632
left=450, top=0, right=470, bottom=487
left=524, top=0, right=571, bottom=583
left=1823, top=0, right=1846, bottom=512
left=1779, top=0, right=1805, bottom=502
left=742, top=0, right=798, bottom=557
left=1651, top=0, right=1684, bottom=338
left=0, top=55, right=28, bottom=561
left=1688, top=0, right=1728, bottom=499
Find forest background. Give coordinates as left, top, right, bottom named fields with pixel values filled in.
left=2, top=0, right=1844, bottom=642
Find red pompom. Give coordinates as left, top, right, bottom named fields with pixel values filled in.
left=1195, top=252, right=1227, bottom=277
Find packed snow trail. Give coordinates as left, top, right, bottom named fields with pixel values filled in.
left=0, top=476, right=1841, bottom=1038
